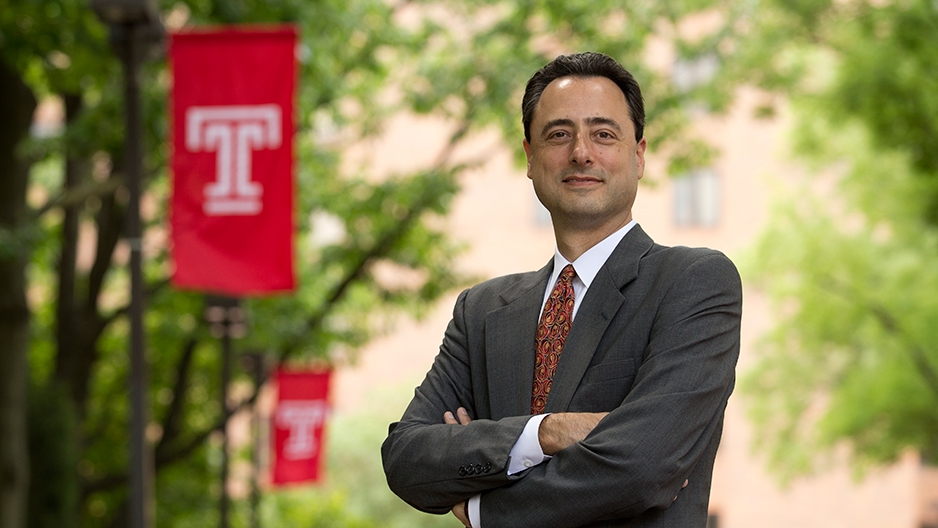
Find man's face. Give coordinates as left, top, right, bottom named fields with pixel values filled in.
left=523, top=75, right=646, bottom=234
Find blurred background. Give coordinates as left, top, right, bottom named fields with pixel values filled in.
left=2, top=0, right=938, bottom=527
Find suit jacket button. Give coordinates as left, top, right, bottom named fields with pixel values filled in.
left=458, top=466, right=467, bottom=476
left=474, top=463, right=483, bottom=474
left=482, top=463, right=491, bottom=473
left=466, top=464, right=476, bottom=475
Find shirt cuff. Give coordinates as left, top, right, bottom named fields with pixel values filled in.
left=507, top=413, right=551, bottom=475
left=468, top=494, right=481, bottom=527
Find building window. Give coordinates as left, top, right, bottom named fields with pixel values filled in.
left=672, top=54, right=720, bottom=116
left=673, top=168, right=721, bottom=227
left=672, top=54, right=720, bottom=93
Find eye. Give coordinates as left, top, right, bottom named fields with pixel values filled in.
left=544, top=129, right=571, bottom=143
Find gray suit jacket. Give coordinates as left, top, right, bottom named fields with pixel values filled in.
left=382, top=225, right=742, bottom=527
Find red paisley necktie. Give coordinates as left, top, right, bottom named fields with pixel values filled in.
left=531, top=264, right=576, bottom=415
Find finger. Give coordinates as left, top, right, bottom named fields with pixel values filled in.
left=673, top=479, right=689, bottom=501
left=444, top=411, right=458, bottom=424
left=457, top=407, right=472, bottom=425
left=450, top=501, right=469, bottom=526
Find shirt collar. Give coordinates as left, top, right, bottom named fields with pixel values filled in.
left=549, top=219, right=636, bottom=290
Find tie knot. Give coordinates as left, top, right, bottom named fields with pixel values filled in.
left=559, top=264, right=576, bottom=284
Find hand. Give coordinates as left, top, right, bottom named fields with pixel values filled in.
left=443, top=407, right=472, bottom=426
left=450, top=500, right=470, bottom=526
left=443, top=409, right=473, bottom=526
left=537, top=412, right=608, bottom=455
left=674, top=479, right=689, bottom=502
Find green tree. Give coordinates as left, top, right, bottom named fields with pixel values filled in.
left=0, top=0, right=733, bottom=526
left=257, top=383, right=456, bottom=528
left=726, top=0, right=938, bottom=480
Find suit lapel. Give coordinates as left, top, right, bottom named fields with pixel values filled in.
left=485, top=263, right=551, bottom=419
left=545, top=226, right=655, bottom=412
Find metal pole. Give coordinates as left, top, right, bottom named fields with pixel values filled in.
left=220, top=325, right=231, bottom=528
left=243, top=352, right=264, bottom=528
left=206, top=296, right=243, bottom=528
left=123, top=20, right=153, bottom=528
left=250, top=394, right=261, bottom=528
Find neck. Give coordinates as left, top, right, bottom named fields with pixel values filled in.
left=553, top=215, right=631, bottom=262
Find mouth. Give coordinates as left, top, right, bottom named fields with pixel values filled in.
left=562, top=174, right=602, bottom=184
left=560, top=168, right=603, bottom=184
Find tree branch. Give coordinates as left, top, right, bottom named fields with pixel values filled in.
left=101, top=277, right=170, bottom=328
left=81, top=387, right=261, bottom=498
left=279, top=168, right=459, bottom=361
left=153, top=337, right=198, bottom=462
left=88, top=190, right=124, bottom=305
left=278, top=116, right=474, bottom=361
left=32, top=178, right=122, bottom=219
left=823, top=277, right=938, bottom=403
left=432, top=118, right=472, bottom=169
left=54, top=93, right=83, bottom=393
left=867, top=304, right=938, bottom=403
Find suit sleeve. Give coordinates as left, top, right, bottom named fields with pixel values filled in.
left=478, top=252, right=742, bottom=527
left=381, top=288, right=532, bottom=514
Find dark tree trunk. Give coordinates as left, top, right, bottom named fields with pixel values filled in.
left=52, top=93, right=107, bottom=420
left=0, top=58, right=37, bottom=528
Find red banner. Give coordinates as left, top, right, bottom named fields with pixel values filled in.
left=271, top=368, right=331, bottom=486
left=169, top=26, right=297, bottom=295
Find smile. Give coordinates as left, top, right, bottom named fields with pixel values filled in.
left=563, top=175, right=602, bottom=184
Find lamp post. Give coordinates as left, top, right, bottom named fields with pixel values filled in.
left=240, top=352, right=267, bottom=528
left=205, top=296, right=247, bottom=528
left=88, top=2, right=163, bottom=528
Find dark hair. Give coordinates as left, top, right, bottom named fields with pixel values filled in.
left=522, top=52, right=645, bottom=142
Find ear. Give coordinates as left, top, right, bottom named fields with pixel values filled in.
left=635, top=137, right=647, bottom=180
left=523, top=139, right=533, bottom=179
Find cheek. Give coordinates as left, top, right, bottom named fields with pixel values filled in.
left=532, top=156, right=557, bottom=175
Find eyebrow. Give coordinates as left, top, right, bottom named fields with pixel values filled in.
left=540, top=117, right=623, bottom=137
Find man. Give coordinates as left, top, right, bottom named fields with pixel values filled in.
left=381, top=52, right=742, bottom=527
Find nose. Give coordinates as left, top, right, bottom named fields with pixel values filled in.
left=569, top=132, right=592, bottom=165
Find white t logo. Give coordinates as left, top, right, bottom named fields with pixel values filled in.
left=275, top=400, right=328, bottom=460
left=185, top=104, right=282, bottom=216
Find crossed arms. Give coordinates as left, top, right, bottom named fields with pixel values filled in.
left=445, top=408, right=614, bottom=525
left=381, top=251, right=742, bottom=527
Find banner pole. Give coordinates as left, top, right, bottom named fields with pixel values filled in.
left=241, top=352, right=266, bottom=528
left=89, top=8, right=163, bottom=525
left=122, top=20, right=154, bottom=528
left=206, top=296, right=244, bottom=528
left=220, top=324, right=230, bottom=528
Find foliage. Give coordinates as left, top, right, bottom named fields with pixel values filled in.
left=0, top=0, right=737, bottom=526
left=257, top=384, right=454, bottom=528
left=27, top=383, right=78, bottom=528
left=731, top=0, right=938, bottom=481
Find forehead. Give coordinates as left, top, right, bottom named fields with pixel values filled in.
left=533, top=75, right=632, bottom=126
